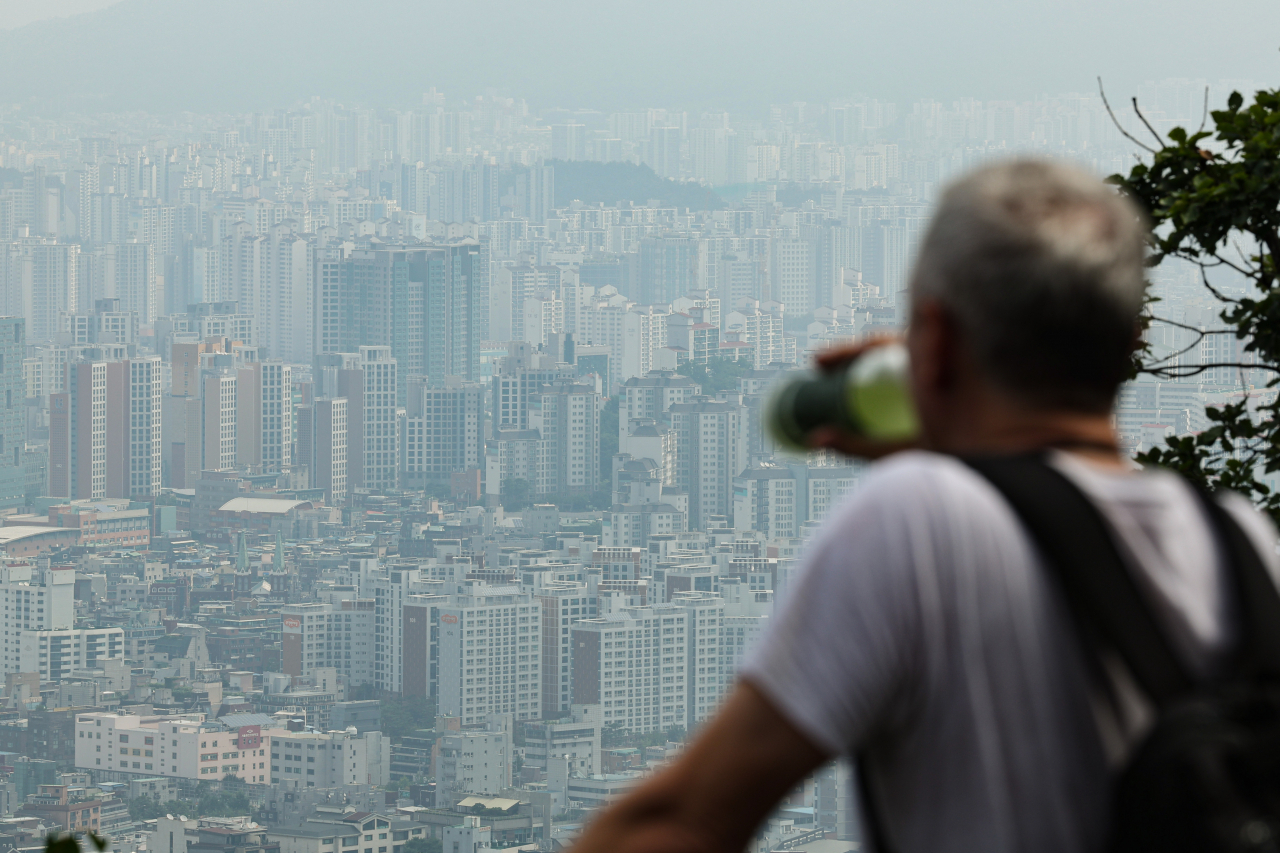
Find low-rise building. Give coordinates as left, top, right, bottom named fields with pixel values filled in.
left=19, top=628, right=124, bottom=682
left=15, top=784, right=101, bottom=835
left=74, top=712, right=272, bottom=784
left=268, top=728, right=390, bottom=789
left=269, top=812, right=427, bottom=853
left=521, top=705, right=601, bottom=776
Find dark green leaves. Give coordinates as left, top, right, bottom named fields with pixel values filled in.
left=45, top=834, right=108, bottom=853
left=1117, top=86, right=1280, bottom=523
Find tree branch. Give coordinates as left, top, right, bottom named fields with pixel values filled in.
left=1132, top=97, right=1166, bottom=147
left=1148, top=315, right=1231, bottom=335
left=1197, top=85, right=1210, bottom=134
left=1142, top=361, right=1277, bottom=378
left=1098, top=78, right=1156, bottom=153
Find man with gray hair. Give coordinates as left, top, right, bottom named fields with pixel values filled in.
left=567, top=159, right=1280, bottom=853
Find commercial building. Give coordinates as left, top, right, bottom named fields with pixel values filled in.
left=434, top=729, right=510, bottom=797
left=18, top=627, right=124, bottom=681
left=522, top=705, right=602, bottom=776
left=74, top=713, right=272, bottom=783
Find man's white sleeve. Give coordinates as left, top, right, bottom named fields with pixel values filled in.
left=739, top=477, right=924, bottom=756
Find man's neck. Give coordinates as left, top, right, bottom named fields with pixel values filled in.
left=928, top=394, right=1125, bottom=469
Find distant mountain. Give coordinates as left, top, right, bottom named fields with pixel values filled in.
left=550, top=161, right=725, bottom=211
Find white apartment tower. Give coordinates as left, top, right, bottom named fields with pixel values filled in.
left=0, top=562, right=75, bottom=676
left=436, top=584, right=543, bottom=725
left=571, top=604, right=692, bottom=735
left=360, top=346, right=398, bottom=493
left=128, top=356, right=162, bottom=497
left=530, top=379, right=601, bottom=495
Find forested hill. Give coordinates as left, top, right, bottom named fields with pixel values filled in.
left=549, top=161, right=726, bottom=210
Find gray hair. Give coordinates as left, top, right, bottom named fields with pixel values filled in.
left=912, top=158, right=1148, bottom=413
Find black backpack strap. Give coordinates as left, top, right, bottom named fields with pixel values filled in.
left=965, top=455, right=1192, bottom=706
left=1193, top=496, right=1280, bottom=681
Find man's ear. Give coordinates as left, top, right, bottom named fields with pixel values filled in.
left=909, top=298, right=961, bottom=395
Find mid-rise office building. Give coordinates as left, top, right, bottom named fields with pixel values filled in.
left=269, top=728, right=390, bottom=789
left=74, top=713, right=271, bottom=784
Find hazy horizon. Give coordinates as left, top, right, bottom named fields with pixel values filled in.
left=0, top=0, right=1276, bottom=114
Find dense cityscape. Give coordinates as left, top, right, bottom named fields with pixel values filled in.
left=0, top=63, right=1265, bottom=853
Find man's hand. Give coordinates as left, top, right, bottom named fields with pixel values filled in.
left=808, top=336, right=920, bottom=460
left=568, top=681, right=829, bottom=853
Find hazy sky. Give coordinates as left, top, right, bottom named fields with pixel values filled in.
left=0, top=0, right=117, bottom=30
left=0, top=0, right=1276, bottom=113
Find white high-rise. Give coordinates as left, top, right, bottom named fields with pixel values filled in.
left=436, top=584, right=543, bottom=725
left=0, top=562, right=75, bottom=677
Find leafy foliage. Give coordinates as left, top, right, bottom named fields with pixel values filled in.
left=676, top=357, right=754, bottom=395
left=601, top=723, right=687, bottom=749
left=127, top=790, right=250, bottom=821
left=46, top=832, right=108, bottom=853
left=401, top=839, right=442, bottom=853
left=599, top=395, right=619, bottom=486
left=501, top=478, right=533, bottom=512
left=1111, top=87, right=1280, bottom=520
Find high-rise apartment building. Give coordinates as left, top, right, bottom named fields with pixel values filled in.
left=0, top=318, right=26, bottom=511
left=493, top=353, right=575, bottom=431
left=319, top=241, right=489, bottom=406
left=281, top=599, right=375, bottom=688
left=533, top=580, right=592, bottom=720
left=355, top=561, right=420, bottom=695
left=0, top=562, right=75, bottom=677
left=529, top=379, right=601, bottom=495
left=315, top=347, right=397, bottom=494
left=296, top=397, right=348, bottom=506
left=236, top=361, right=292, bottom=474
left=436, top=585, right=543, bottom=725
left=30, top=243, right=79, bottom=342
left=572, top=604, right=691, bottom=735
left=668, top=396, right=749, bottom=529
left=50, top=354, right=162, bottom=500
left=127, top=356, right=163, bottom=498
left=401, top=378, right=482, bottom=489
left=638, top=236, right=705, bottom=306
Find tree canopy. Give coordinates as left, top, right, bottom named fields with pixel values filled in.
left=1113, top=85, right=1280, bottom=520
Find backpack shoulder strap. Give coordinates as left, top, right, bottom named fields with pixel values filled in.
left=964, top=455, right=1192, bottom=706
left=1193, top=496, right=1280, bottom=680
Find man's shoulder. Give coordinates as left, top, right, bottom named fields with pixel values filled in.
left=854, top=450, right=996, bottom=502
left=826, top=451, right=1011, bottom=532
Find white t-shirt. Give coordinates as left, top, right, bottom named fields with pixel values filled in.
left=740, top=450, right=1280, bottom=853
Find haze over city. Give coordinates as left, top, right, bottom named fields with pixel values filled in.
left=0, top=3, right=1277, bottom=853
